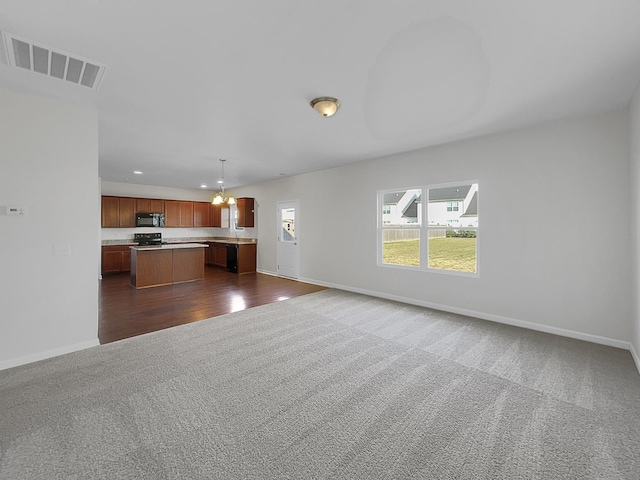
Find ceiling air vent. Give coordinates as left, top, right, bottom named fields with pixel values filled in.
left=2, top=32, right=106, bottom=89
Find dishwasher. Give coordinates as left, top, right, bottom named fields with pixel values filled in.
left=226, top=243, right=238, bottom=273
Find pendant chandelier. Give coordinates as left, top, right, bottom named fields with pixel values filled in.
left=212, top=159, right=236, bottom=205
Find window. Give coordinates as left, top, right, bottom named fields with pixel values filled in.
left=378, top=182, right=478, bottom=275
left=427, top=183, right=478, bottom=274
left=379, top=189, right=421, bottom=267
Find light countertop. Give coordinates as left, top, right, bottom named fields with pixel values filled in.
left=103, top=237, right=256, bottom=246
left=130, top=243, right=208, bottom=250
left=206, top=239, right=256, bottom=245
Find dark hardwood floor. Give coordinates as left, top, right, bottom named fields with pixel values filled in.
left=99, top=267, right=327, bottom=344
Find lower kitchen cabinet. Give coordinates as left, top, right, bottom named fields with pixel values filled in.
left=236, top=243, right=257, bottom=274
left=207, top=243, right=227, bottom=268
left=206, top=242, right=256, bottom=273
left=101, top=245, right=132, bottom=274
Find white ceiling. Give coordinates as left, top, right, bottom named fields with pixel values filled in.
left=1, top=0, right=640, bottom=191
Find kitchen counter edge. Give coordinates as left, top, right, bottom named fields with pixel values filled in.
left=130, top=243, right=208, bottom=250
left=103, top=238, right=257, bottom=246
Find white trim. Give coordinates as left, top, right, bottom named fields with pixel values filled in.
left=257, top=268, right=278, bottom=276
left=298, top=276, right=631, bottom=351
left=631, top=342, right=640, bottom=375
left=0, top=338, right=100, bottom=371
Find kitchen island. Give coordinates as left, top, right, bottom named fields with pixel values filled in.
left=130, top=243, right=208, bottom=289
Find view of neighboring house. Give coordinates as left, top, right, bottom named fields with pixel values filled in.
left=383, top=189, right=422, bottom=225
left=281, top=208, right=295, bottom=241
left=382, top=183, right=478, bottom=228
left=282, top=219, right=295, bottom=241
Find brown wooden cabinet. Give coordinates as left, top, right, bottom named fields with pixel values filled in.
left=130, top=246, right=205, bottom=289
left=135, top=198, right=164, bottom=213
left=119, top=197, right=136, bottom=227
left=164, top=200, right=180, bottom=227
left=211, top=204, right=221, bottom=227
left=101, top=245, right=132, bottom=274
left=206, top=241, right=255, bottom=272
left=193, top=202, right=212, bottom=227
left=236, top=197, right=255, bottom=227
left=180, top=201, right=194, bottom=227
left=211, top=205, right=230, bottom=228
left=101, top=196, right=136, bottom=228
left=101, top=196, right=119, bottom=228
left=165, top=200, right=194, bottom=227
left=237, top=243, right=257, bottom=273
left=205, top=242, right=227, bottom=267
left=102, top=195, right=232, bottom=229
left=213, top=243, right=227, bottom=267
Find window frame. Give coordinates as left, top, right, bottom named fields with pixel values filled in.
left=377, top=180, right=479, bottom=277
left=377, top=186, right=423, bottom=269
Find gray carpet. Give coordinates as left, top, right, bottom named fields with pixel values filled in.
left=1, top=289, right=639, bottom=479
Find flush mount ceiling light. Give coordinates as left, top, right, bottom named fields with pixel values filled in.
left=310, top=97, right=341, bottom=117
left=212, top=159, right=236, bottom=205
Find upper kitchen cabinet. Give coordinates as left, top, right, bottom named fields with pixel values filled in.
left=101, top=196, right=136, bottom=228
left=193, top=202, right=213, bottom=227
left=101, top=196, right=119, bottom=227
left=165, top=200, right=194, bottom=227
left=236, top=197, right=255, bottom=228
left=135, top=198, right=164, bottom=213
left=211, top=204, right=230, bottom=228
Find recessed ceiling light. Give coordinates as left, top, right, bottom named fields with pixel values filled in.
left=200, top=184, right=207, bottom=188
left=133, top=170, right=143, bottom=175
left=217, top=180, right=224, bottom=184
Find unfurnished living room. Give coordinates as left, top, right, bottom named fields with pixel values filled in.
left=1, top=1, right=640, bottom=479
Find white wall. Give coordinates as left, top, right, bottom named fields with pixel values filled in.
left=629, top=83, right=640, bottom=369
left=0, top=87, right=99, bottom=369
left=234, top=110, right=632, bottom=346
left=101, top=180, right=216, bottom=202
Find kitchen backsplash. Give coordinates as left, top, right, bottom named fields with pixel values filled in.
left=101, top=226, right=256, bottom=243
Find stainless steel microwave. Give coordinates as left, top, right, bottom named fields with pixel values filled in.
left=135, top=212, right=165, bottom=227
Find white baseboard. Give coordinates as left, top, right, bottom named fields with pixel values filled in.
left=248, top=270, right=640, bottom=374
left=298, top=276, right=632, bottom=352
left=631, top=342, right=640, bottom=375
left=257, top=268, right=278, bottom=277
left=0, top=338, right=100, bottom=372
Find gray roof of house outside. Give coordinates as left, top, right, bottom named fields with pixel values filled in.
left=403, top=199, right=419, bottom=218
left=428, top=185, right=472, bottom=202
left=383, top=192, right=421, bottom=205
left=461, top=191, right=478, bottom=217
left=384, top=186, right=473, bottom=205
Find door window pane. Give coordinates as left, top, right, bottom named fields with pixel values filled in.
left=281, top=208, right=295, bottom=241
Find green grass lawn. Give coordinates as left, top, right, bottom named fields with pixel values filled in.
left=383, top=238, right=476, bottom=272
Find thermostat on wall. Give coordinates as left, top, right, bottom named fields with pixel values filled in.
left=6, top=206, right=28, bottom=216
